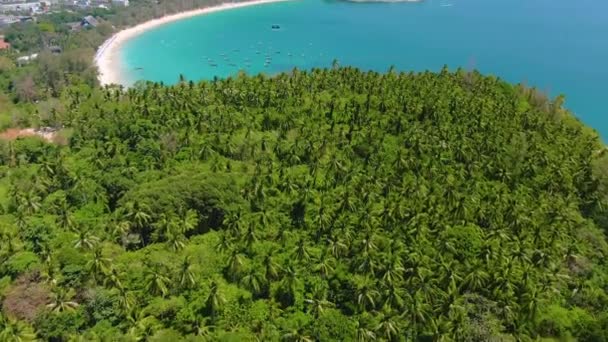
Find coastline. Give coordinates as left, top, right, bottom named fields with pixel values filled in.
left=95, top=0, right=291, bottom=86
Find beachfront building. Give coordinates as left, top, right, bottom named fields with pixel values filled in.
left=111, top=0, right=127, bottom=6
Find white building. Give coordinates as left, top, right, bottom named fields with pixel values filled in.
left=17, top=53, right=38, bottom=64
left=111, top=0, right=127, bottom=6
left=0, top=2, right=40, bottom=13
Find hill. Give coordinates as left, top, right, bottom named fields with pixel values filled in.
left=1, top=67, right=608, bottom=341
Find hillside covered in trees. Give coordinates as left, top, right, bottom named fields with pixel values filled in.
left=1, top=67, right=608, bottom=341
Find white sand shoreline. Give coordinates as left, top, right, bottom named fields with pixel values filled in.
left=95, top=0, right=291, bottom=86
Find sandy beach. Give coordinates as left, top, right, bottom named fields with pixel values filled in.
left=95, top=0, right=290, bottom=86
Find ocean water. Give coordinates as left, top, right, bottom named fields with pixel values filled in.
left=121, top=0, right=608, bottom=137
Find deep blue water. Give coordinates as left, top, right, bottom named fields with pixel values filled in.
left=121, top=0, right=608, bottom=137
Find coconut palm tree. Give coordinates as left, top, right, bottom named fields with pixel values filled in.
left=0, top=316, right=36, bottom=342
left=205, top=281, right=226, bottom=319
left=73, top=226, right=100, bottom=250
left=281, top=328, right=314, bottom=342
left=177, top=255, right=196, bottom=289
left=304, top=287, right=334, bottom=318
left=86, top=246, right=111, bottom=282
left=240, top=268, right=265, bottom=297
left=47, top=287, right=79, bottom=313
left=144, top=264, right=171, bottom=297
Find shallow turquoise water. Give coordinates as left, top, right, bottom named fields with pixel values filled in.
left=121, top=0, right=608, bottom=137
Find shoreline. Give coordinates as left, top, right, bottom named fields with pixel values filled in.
left=95, top=0, right=291, bottom=86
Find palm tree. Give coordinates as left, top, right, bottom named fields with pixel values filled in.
left=73, top=226, right=100, bottom=250
left=314, top=253, right=335, bottom=278
left=144, top=264, right=171, bottom=297
left=177, top=255, right=196, bottom=289
left=375, top=313, right=401, bottom=342
left=326, top=235, right=348, bottom=258
left=240, top=268, right=265, bottom=296
left=54, top=195, right=74, bottom=229
left=0, top=316, right=36, bottom=342
left=215, top=233, right=233, bottom=253
left=104, top=266, right=124, bottom=290
left=127, top=310, right=161, bottom=341
left=278, top=265, right=301, bottom=306
left=380, top=257, right=404, bottom=286
left=304, top=287, right=334, bottom=317
left=115, top=287, right=136, bottom=314
left=19, top=190, right=41, bottom=215
left=124, top=201, right=152, bottom=231
left=205, top=281, right=226, bottom=318
left=381, top=283, right=405, bottom=310
left=461, top=264, right=489, bottom=292
left=179, top=209, right=198, bottom=234
left=47, top=287, right=79, bottom=313
left=281, top=328, right=314, bottom=342
left=263, top=252, right=280, bottom=281
left=292, top=238, right=311, bottom=261
left=225, top=249, right=245, bottom=281
left=166, top=225, right=187, bottom=251
left=86, top=247, right=111, bottom=282
left=355, top=277, right=379, bottom=312
left=355, top=317, right=377, bottom=342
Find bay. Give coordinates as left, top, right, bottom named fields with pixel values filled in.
left=120, top=0, right=608, bottom=137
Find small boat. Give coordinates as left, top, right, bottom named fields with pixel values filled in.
left=256, top=51, right=261, bottom=54
left=271, top=24, right=280, bottom=29
left=134, top=67, right=144, bottom=71
left=209, top=63, right=218, bottom=67
left=229, top=63, right=237, bottom=67
left=275, top=51, right=281, bottom=54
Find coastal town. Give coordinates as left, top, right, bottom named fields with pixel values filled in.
left=0, top=0, right=127, bottom=55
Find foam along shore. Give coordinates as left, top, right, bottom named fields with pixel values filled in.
left=95, top=0, right=290, bottom=86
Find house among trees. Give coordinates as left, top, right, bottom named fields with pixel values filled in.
left=66, top=21, right=81, bottom=31
left=48, top=45, right=61, bottom=54
left=16, top=52, right=37, bottom=65
left=82, top=15, right=98, bottom=27
left=0, top=35, right=10, bottom=50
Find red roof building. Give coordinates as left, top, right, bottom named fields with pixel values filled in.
left=0, top=36, right=10, bottom=50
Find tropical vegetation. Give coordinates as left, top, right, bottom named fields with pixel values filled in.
left=1, top=66, right=608, bottom=340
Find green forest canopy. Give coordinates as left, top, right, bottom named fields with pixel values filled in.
left=1, top=67, right=608, bottom=341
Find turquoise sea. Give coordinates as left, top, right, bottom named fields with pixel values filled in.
left=121, top=0, right=608, bottom=137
